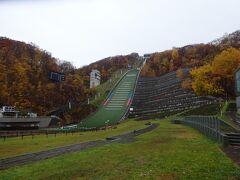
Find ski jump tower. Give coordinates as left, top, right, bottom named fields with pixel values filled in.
left=90, top=69, right=101, bottom=88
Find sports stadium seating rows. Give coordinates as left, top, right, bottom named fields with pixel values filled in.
left=129, top=69, right=217, bottom=118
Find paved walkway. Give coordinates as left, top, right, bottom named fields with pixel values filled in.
left=0, top=123, right=158, bottom=170
left=225, top=112, right=240, bottom=125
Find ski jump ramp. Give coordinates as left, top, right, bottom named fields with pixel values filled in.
left=79, top=69, right=140, bottom=128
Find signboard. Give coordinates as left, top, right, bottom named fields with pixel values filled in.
left=49, top=71, right=65, bottom=82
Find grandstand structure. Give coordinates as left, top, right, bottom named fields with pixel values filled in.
left=130, top=69, right=218, bottom=118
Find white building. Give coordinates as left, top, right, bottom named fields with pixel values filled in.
left=1, top=106, right=16, bottom=113
left=90, top=69, right=101, bottom=88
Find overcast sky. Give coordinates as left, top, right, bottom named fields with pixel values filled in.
left=0, top=0, right=240, bottom=68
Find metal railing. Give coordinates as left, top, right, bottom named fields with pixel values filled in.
left=172, top=116, right=236, bottom=145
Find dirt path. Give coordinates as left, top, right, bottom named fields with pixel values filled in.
left=0, top=123, right=158, bottom=170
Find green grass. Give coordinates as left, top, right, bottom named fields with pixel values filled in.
left=222, top=100, right=229, bottom=113
left=179, top=104, right=220, bottom=116
left=0, top=119, right=147, bottom=159
left=1, top=119, right=239, bottom=179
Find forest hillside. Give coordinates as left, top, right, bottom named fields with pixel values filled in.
left=0, top=37, right=138, bottom=119
left=141, top=30, right=240, bottom=97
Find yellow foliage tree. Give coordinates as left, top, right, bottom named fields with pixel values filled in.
left=212, top=47, right=240, bottom=77
left=171, top=48, right=179, bottom=60
left=191, top=64, right=224, bottom=96
left=212, top=48, right=240, bottom=96
left=181, top=78, right=192, bottom=90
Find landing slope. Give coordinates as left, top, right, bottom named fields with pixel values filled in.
left=79, top=69, right=139, bottom=128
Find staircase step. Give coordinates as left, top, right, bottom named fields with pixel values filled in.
left=226, top=133, right=240, bottom=137
left=229, top=139, right=240, bottom=143
left=229, top=143, right=240, bottom=146
left=227, top=136, right=240, bottom=139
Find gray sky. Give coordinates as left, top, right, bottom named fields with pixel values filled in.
left=0, top=0, right=240, bottom=68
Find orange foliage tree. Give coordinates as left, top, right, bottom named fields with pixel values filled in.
left=191, top=64, right=224, bottom=96
left=191, top=48, right=240, bottom=97
left=212, top=47, right=240, bottom=97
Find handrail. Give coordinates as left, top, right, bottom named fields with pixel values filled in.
left=119, top=69, right=140, bottom=122
left=119, top=63, right=145, bottom=122
left=79, top=69, right=130, bottom=124
left=103, top=70, right=130, bottom=106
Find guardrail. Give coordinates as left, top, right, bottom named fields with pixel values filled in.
left=172, top=116, right=235, bottom=146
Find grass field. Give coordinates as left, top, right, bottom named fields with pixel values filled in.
left=1, top=120, right=239, bottom=179
left=0, top=120, right=147, bottom=159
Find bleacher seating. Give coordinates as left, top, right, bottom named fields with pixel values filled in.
left=129, top=69, right=218, bottom=118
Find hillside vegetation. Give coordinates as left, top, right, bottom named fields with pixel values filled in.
left=141, top=30, right=240, bottom=98
left=0, top=37, right=139, bottom=123
left=1, top=30, right=240, bottom=123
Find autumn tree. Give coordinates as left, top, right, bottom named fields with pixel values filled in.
left=176, top=69, right=185, bottom=79
left=191, top=48, right=240, bottom=97
left=191, top=64, right=224, bottom=96
left=171, top=48, right=179, bottom=60
left=141, top=64, right=156, bottom=77
left=212, top=48, right=240, bottom=76
left=212, top=47, right=240, bottom=97
left=0, top=63, right=9, bottom=104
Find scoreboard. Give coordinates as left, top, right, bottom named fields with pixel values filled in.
left=49, top=71, right=65, bottom=82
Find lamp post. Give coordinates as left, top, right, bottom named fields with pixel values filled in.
left=105, top=120, right=110, bottom=129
